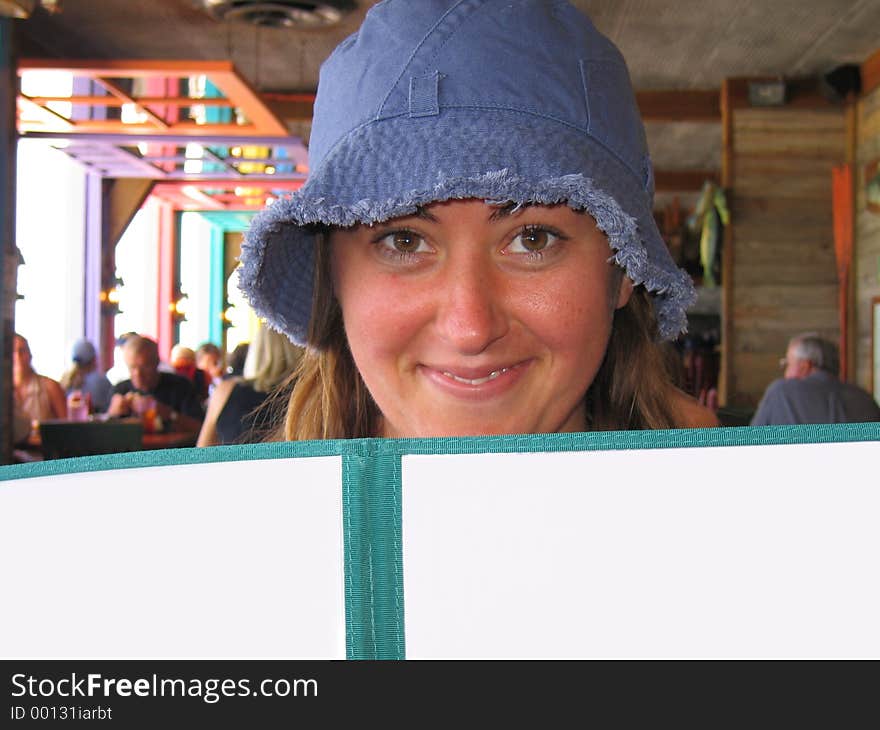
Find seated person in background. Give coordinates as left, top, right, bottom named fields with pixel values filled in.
left=59, top=338, right=113, bottom=413
left=105, top=331, right=139, bottom=385
left=751, top=332, right=880, bottom=425
left=170, top=344, right=209, bottom=404
left=197, top=325, right=303, bottom=446
left=225, top=342, right=249, bottom=378
left=196, top=342, right=225, bottom=392
left=108, top=335, right=204, bottom=435
left=12, top=333, right=67, bottom=442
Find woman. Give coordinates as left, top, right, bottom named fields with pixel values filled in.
left=196, top=325, right=303, bottom=446
left=239, top=0, right=718, bottom=440
left=13, top=333, right=67, bottom=442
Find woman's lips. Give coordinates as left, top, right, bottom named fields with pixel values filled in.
left=418, top=360, right=532, bottom=399
left=441, top=367, right=510, bottom=385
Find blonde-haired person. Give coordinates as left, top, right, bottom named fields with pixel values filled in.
left=59, top=338, right=113, bottom=413
left=196, top=325, right=304, bottom=446
left=239, top=0, right=718, bottom=440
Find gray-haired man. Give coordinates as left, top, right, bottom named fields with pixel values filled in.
left=751, top=333, right=880, bottom=425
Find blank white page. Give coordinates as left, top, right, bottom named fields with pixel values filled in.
left=402, top=441, right=880, bottom=658
left=0, top=457, right=345, bottom=659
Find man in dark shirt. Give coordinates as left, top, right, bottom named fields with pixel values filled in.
left=751, top=333, right=880, bottom=425
left=107, top=335, right=204, bottom=436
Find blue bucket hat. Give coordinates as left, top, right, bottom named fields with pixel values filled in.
left=240, top=0, right=695, bottom=344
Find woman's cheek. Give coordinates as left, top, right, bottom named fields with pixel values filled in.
left=340, top=273, right=426, bottom=359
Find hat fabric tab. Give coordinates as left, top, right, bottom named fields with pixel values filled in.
left=409, top=72, right=442, bottom=118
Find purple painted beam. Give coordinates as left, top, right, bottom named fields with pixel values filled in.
left=83, top=173, right=103, bottom=360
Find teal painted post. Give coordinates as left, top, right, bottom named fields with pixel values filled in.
left=208, top=223, right=224, bottom=345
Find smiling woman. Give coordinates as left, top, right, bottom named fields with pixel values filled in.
left=239, top=0, right=719, bottom=439
left=330, top=201, right=632, bottom=437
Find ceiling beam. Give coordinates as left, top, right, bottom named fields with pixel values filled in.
left=654, top=169, right=719, bottom=192
left=264, top=89, right=724, bottom=124
left=263, top=92, right=315, bottom=122
left=636, top=90, right=720, bottom=122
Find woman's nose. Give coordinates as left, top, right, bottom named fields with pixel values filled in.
left=434, top=255, right=509, bottom=355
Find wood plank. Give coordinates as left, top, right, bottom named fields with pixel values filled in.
left=734, top=266, right=838, bottom=286
left=734, top=156, right=841, bottom=175
left=734, top=139, right=845, bottom=161
left=862, top=47, right=880, bottom=96
left=734, top=227, right=835, bottom=247
left=731, top=195, right=833, bottom=224
left=732, top=282, right=838, bottom=304
left=733, top=177, right=830, bottom=200
left=735, top=107, right=846, bottom=130
left=732, top=307, right=839, bottom=330
left=734, top=241, right=836, bottom=260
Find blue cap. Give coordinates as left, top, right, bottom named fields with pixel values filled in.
left=240, top=0, right=695, bottom=343
left=71, top=338, right=96, bottom=365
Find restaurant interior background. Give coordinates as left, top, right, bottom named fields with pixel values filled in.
left=1, top=0, right=880, bottom=462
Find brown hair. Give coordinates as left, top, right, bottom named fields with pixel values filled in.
left=273, top=233, right=681, bottom=441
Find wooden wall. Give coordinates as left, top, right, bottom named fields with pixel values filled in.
left=726, top=107, right=846, bottom=408
left=855, top=85, right=880, bottom=393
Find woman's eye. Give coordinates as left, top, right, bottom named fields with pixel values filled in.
left=376, top=230, right=430, bottom=255
left=508, top=227, right=560, bottom=255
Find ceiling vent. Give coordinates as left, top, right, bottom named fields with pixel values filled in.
left=199, top=0, right=355, bottom=28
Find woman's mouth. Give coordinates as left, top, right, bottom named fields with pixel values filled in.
left=419, top=361, right=532, bottom=399
left=441, top=367, right=511, bottom=385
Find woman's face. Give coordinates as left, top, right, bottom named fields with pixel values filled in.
left=330, top=199, right=632, bottom=437
left=13, top=336, right=32, bottom=378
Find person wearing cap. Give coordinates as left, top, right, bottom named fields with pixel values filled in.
left=59, top=338, right=114, bottom=413
left=751, top=333, right=880, bottom=426
left=239, top=0, right=718, bottom=439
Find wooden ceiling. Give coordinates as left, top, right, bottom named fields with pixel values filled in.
left=12, top=0, right=880, bottom=210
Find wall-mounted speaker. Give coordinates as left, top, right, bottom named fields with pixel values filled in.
left=822, top=64, right=862, bottom=101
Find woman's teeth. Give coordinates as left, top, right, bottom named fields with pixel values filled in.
left=442, top=368, right=510, bottom=385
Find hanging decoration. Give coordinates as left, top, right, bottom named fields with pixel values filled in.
left=686, top=180, right=729, bottom=288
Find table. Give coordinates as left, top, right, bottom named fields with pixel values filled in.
left=15, top=418, right=198, bottom=461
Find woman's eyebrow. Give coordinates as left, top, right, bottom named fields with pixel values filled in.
left=414, top=207, right=438, bottom=222
left=488, top=202, right=524, bottom=221
left=410, top=201, right=528, bottom=223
